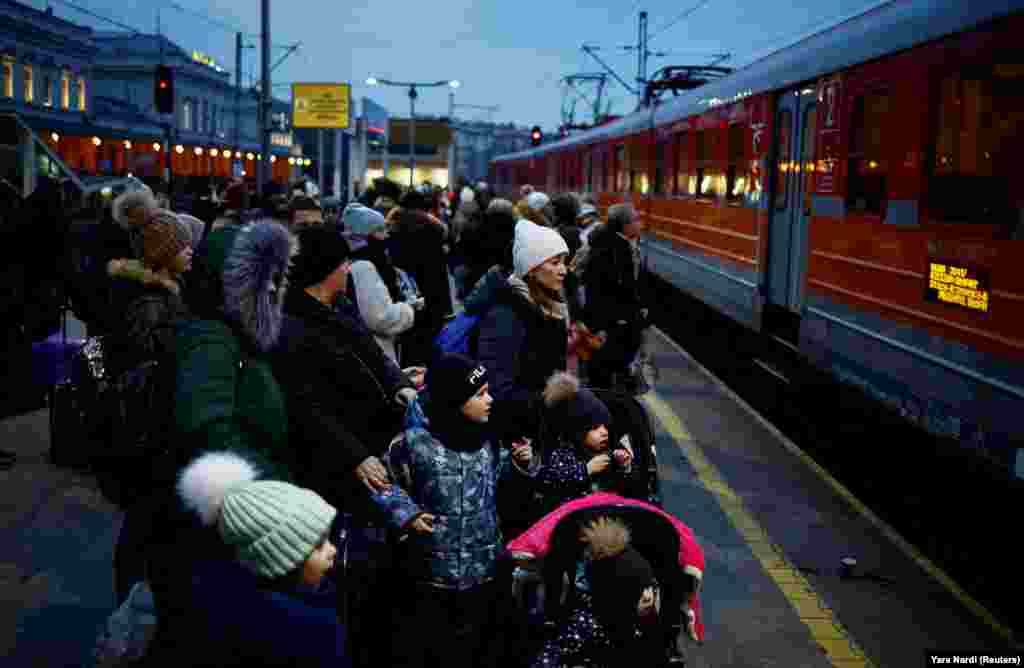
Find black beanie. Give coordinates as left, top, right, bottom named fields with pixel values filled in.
left=290, top=225, right=351, bottom=288
left=544, top=372, right=612, bottom=438
left=427, top=353, right=488, bottom=412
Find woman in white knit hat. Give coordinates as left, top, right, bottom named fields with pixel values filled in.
left=475, top=219, right=570, bottom=538
left=144, top=450, right=346, bottom=667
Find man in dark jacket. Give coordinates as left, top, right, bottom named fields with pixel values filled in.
left=271, top=224, right=416, bottom=667
left=580, top=203, right=649, bottom=391
left=271, top=224, right=416, bottom=510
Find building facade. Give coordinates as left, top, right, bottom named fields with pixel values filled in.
left=364, top=116, right=452, bottom=189
left=0, top=0, right=98, bottom=194
left=451, top=120, right=532, bottom=185
left=91, top=32, right=297, bottom=186
left=0, top=0, right=302, bottom=198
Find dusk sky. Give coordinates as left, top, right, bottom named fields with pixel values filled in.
left=33, top=0, right=886, bottom=130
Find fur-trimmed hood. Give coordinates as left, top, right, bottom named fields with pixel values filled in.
left=188, top=220, right=298, bottom=352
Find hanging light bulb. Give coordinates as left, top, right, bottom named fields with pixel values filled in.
left=51, top=132, right=60, bottom=142
left=153, top=142, right=162, bottom=151
left=124, top=140, right=132, bottom=149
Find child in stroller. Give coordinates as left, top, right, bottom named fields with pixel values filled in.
left=505, top=492, right=704, bottom=668
left=536, top=372, right=661, bottom=515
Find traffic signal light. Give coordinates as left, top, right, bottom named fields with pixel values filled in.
left=155, top=65, right=174, bottom=114
left=530, top=126, right=542, bottom=146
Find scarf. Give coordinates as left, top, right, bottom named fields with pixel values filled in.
left=424, top=394, right=491, bottom=454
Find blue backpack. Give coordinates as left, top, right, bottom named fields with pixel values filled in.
left=433, top=311, right=481, bottom=357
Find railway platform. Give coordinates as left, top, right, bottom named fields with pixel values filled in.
left=641, top=327, right=1016, bottom=667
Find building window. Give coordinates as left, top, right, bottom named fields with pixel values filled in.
left=23, top=65, right=33, bottom=103
left=2, top=61, right=12, bottom=98
left=43, top=74, right=52, bottom=107
left=846, top=89, right=889, bottom=216
left=77, top=77, right=86, bottom=111
left=928, top=67, right=1023, bottom=231
left=182, top=99, right=193, bottom=131
left=61, top=73, right=70, bottom=108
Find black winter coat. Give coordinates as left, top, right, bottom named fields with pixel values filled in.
left=582, top=228, right=646, bottom=333
left=389, top=210, right=453, bottom=326
left=476, top=279, right=567, bottom=444
left=272, top=289, right=414, bottom=509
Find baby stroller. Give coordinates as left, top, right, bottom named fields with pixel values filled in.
left=537, top=387, right=662, bottom=509
left=503, top=492, right=705, bottom=667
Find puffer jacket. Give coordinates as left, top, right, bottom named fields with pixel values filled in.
left=174, top=221, right=297, bottom=481
left=371, top=398, right=532, bottom=591
left=476, top=276, right=568, bottom=443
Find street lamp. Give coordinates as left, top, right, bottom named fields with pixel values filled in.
left=366, top=77, right=460, bottom=188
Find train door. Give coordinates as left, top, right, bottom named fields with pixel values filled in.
left=766, top=88, right=817, bottom=314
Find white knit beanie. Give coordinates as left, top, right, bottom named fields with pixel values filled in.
left=526, top=191, right=550, bottom=211
left=513, top=219, right=569, bottom=278
left=178, top=452, right=337, bottom=579
left=343, top=203, right=387, bottom=236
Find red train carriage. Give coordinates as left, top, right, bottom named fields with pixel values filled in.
left=491, top=0, right=1024, bottom=478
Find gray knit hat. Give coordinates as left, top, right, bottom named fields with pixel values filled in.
left=178, top=451, right=337, bottom=579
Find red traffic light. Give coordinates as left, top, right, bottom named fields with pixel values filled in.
left=530, top=125, right=542, bottom=146
left=159, top=81, right=168, bottom=89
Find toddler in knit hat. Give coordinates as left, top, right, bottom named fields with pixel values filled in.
left=178, top=451, right=338, bottom=587
left=536, top=372, right=635, bottom=513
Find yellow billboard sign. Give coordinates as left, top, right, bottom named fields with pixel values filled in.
left=292, top=83, right=351, bottom=129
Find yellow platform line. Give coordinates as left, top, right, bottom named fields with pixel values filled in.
left=649, top=326, right=1019, bottom=649
left=643, top=391, right=874, bottom=668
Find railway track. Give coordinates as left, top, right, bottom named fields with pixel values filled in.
left=648, top=272, right=1023, bottom=641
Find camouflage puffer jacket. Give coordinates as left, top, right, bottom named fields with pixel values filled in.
left=372, top=398, right=530, bottom=591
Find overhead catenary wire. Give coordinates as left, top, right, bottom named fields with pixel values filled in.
left=649, top=0, right=712, bottom=41
left=50, top=0, right=141, bottom=33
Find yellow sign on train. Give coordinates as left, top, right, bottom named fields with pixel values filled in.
left=925, top=260, right=990, bottom=313
left=292, top=83, right=351, bottom=129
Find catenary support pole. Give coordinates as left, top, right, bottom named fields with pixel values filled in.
left=408, top=85, right=417, bottom=189
left=259, top=0, right=271, bottom=199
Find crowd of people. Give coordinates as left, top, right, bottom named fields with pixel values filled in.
left=13, top=173, right=697, bottom=667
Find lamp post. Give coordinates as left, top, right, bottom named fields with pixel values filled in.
left=366, top=77, right=459, bottom=188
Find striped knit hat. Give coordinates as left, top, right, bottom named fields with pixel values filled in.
left=178, top=451, right=337, bottom=579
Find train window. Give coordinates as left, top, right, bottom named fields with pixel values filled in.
left=694, top=131, right=713, bottom=198
left=674, top=132, right=689, bottom=195
left=654, top=138, right=666, bottom=195
left=774, top=111, right=792, bottom=210
left=846, top=89, right=889, bottom=216
left=726, top=123, right=746, bottom=202
left=615, top=145, right=626, bottom=192
left=928, top=68, right=1023, bottom=234
left=801, top=105, right=818, bottom=212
